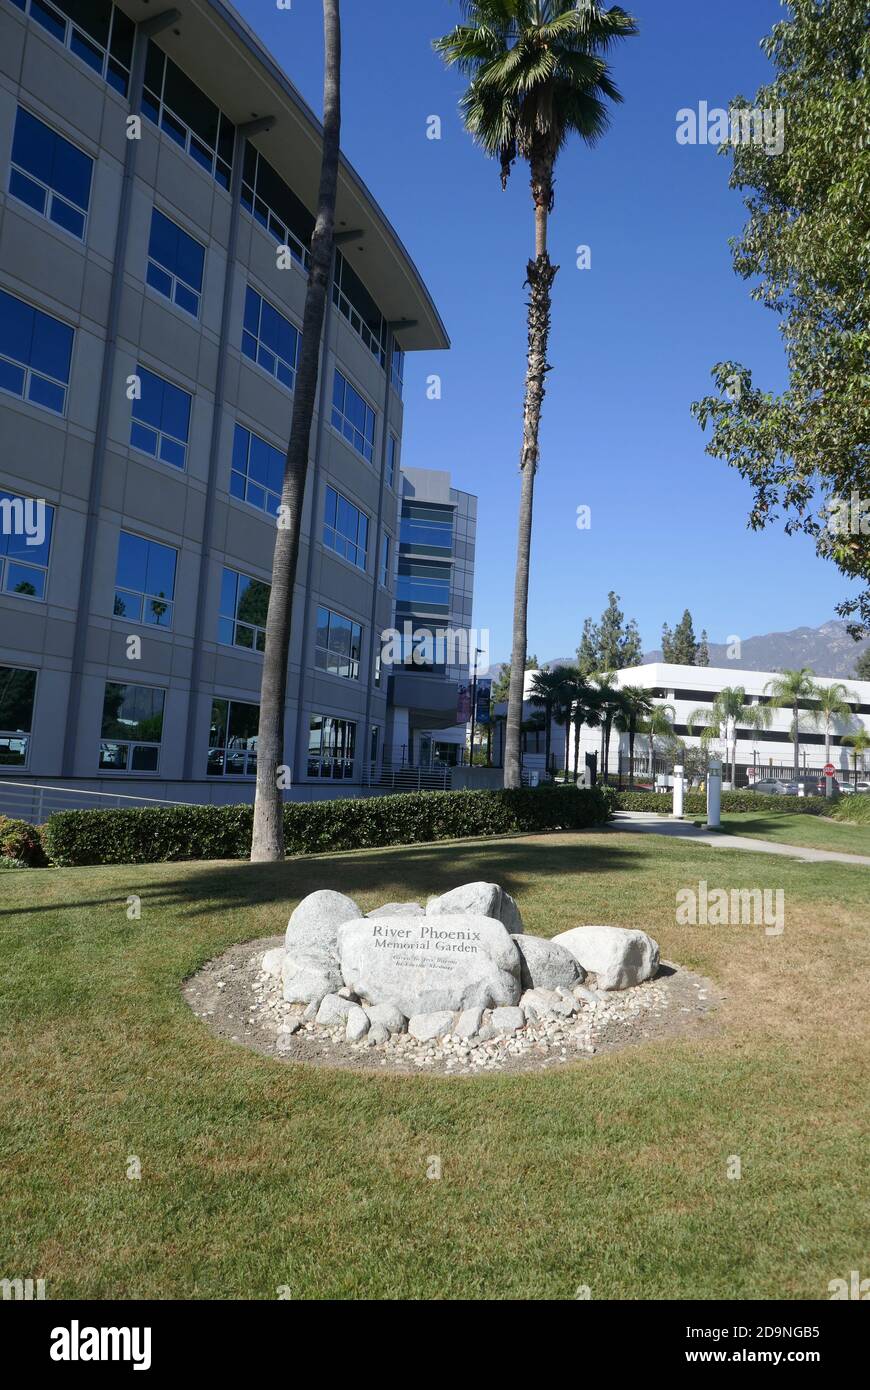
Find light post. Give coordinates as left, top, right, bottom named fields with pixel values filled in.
left=468, top=646, right=484, bottom=771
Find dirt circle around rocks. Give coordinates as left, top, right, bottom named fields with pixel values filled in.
left=183, top=935, right=723, bottom=1078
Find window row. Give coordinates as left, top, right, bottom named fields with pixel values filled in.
left=0, top=284, right=392, bottom=479
left=0, top=664, right=367, bottom=781
left=0, top=484, right=392, bottom=627
left=10, top=2, right=402, bottom=387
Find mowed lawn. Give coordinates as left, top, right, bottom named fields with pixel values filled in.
left=707, top=811, right=870, bottom=856
left=1, top=829, right=868, bottom=1301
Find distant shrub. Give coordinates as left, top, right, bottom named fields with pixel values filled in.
left=609, top=790, right=828, bottom=816
left=831, top=793, right=870, bottom=824
left=41, top=786, right=610, bottom=867
left=0, top=816, right=48, bottom=867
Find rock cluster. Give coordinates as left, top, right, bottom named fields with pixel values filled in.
left=264, top=884, right=661, bottom=1066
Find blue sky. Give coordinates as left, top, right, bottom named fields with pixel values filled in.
left=236, top=0, right=857, bottom=663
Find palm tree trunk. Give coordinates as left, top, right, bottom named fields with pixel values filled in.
left=544, top=698, right=552, bottom=776
left=564, top=704, right=571, bottom=778
left=251, top=0, right=341, bottom=861
left=628, top=728, right=635, bottom=788
left=573, top=717, right=580, bottom=780
left=793, top=700, right=800, bottom=780
left=504, top=152, right=558, bottom=789
left=731, top=738, right=737, bottom=789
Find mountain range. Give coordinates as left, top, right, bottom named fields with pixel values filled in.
left=487, top=621, right=869, bottom=682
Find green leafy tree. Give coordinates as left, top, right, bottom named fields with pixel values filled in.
left=691, top=0, right=870, bottom=636
left=662, top=609, right=700, bottom=664
left=578, top=591, right=642, bottom=674
left=614, top=685, right=657, bottom=786
left=810, top=681, right=856, bottom=767
left=639, top=702, right=676, bottom=783
left=492, top=654, right=537, bottom=704
left=842, top=729, right=870, bottom=786
left=252, top=0, right=342, bottom=861
left=435, top=1, right=638, bottom=788
left=763, top=668, right=823, bottom=778
left=687, top=686, right=772, bottom=788
left=697, top=630, right=710, bottom=667
left=855, top=648, right=870, bottom=681
left=529, top=664, right=572, bottom=775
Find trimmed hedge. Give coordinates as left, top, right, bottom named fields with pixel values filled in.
left=42, top=786, right=611, bottom=867
left=609, top=790, right=829, bottom=816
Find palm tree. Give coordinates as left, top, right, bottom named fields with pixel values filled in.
left=764, top=668, right=822, bottom=781
left=587, top=677, right=624, bottom=783
left=687, top=686, right=771, bottom=789
left=251, top=0, right=342, bottom=862
left=842, top=729, right=870, bottom=788
left=613, top=685, right=656, bottom=786
left=810, top=681, right=856, bottom=768
left=435, top=2, right=638, bottom=789
left=529, top=665, right=573, bottom=776
left=639, top=702, right=676, bottom=787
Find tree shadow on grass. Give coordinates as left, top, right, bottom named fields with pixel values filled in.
left=1, top=833, right=646, bottom=921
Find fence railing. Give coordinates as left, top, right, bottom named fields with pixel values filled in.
left=361, top=763, right=453, bottom=793
left=0, top=781, right=197, bottom=824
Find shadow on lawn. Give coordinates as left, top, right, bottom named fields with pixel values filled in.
left=1, top=834, right=645, bottom=921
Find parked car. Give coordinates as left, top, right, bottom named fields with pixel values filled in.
left=839, top=781, right=870, bottom=796
left=782, top=774, right=842, bottom=797
left=748, top=778, right=791, bottom=795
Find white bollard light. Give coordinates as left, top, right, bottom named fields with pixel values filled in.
left=706, top=759, right=722, bottom=829
left=672, top=764, right=685, bottom=819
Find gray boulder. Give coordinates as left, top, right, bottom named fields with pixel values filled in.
left=454, top=1006, right=485, bottom=1040
left=315, top=993, right=356, bottom=1027
left=553, top=925, right=660, bottom=991
left=338, top=913, right=522, bottom=1016
left=261, top=947, right=286, bottom=979
left=281, top=949, right=342, bottom=1005
left=426, top=882, right=524, bottom=934
left=285, top=890, right=362, bottom=955
left=511, top=933, right=584, bottom=991
left=491, top=1006, right=525, bottom=1034
left=345, top=1004, right=370, bottom=1043
left=408, top=1011, right=455, bottom=1041
left=520, top=987, right=563, bottom=1019
left=365, top=1002, right=407, bottom=1035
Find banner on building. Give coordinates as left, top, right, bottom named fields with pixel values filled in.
left=456, top=683, right=471, bottom=723
left=475, top=678, right=492, bottom=725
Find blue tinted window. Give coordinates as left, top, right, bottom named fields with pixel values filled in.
left=114, top=530, right=177, bottom=627
left=10, top=107, right=93, bottom=242
left=323, top=485, right=368, bottom=570
left=0, top=493, right=54, bottom=600
left=241, top=286, right=299, bottom=391
left=130, top=366, right=191, bottom=469
left=230, top=423, right=284, bottom=517
left=331, top=370, right=376, bottom=462
left=0, top=289, right=73, bottom=414
left=147, top=208, right=205, bottom=317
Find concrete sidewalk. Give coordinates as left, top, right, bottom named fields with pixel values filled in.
left=609, top=811, right=870, bottom=867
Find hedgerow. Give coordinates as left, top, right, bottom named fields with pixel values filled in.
left=41, top=786, right=610, bottom=867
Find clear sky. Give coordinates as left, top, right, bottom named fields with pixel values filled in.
left=235, top=0, right=858, bottom=663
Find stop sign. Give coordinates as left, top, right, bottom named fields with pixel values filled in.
left=823, top=763, right=835, bottom=777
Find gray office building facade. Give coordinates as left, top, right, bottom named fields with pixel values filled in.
left=0, top=0, right=452, bottom=806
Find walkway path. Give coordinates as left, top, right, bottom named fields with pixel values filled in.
left=609, top=811, right=870, bottom=867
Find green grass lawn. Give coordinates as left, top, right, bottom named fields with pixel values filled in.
left=701, top=811, right=870, bottom=855
left=1, top=829, right=867, bottom=1300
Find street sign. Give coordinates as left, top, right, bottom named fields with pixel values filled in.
left=823, top=763, right=835, bottom=777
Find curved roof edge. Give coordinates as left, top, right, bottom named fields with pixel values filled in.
left=207, top=0, right=450, bottom=353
